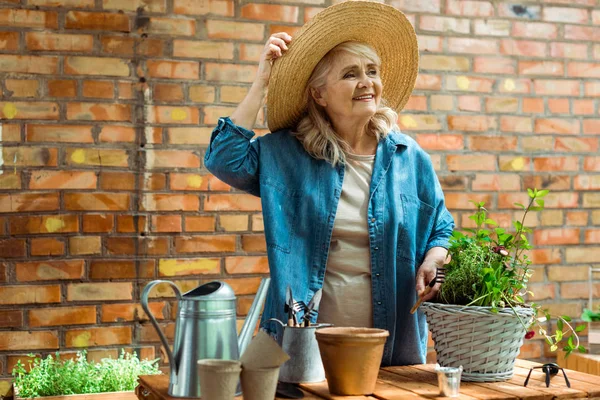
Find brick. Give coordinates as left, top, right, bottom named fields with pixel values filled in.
left=16, top=260, right=84, bottom=282
left=0, top=285, right=60, bottom=305
left=174, top=0, right=234, bottom=16
left=519, top=99, right=542, bottom=115
left=448, top=38, right=498, bottom=55
left=204, top=194, right=261, bottom=211
left=173, top=40, right=233, bottom=60
left=0, top=174, right=21, bottom=189
left=66, top=326, right=131, bottom=347
left=142, top=237, right=169, bottom=255
left=116, top=215, right=147, bottom=233
left=418, top=36, right=442, bottom=53
left=446, top=76, right=493, bottom=92
left=0, top=310, right=22, bottom=328
left=585, top=82, right=600, bottom=97
left=142, top=194, right=199, bottom=211
left=146, top=150, right=200, bottom=169
left=5, top=80, right=39, bottom=98
left=397, top=114, right=442, bottom=131
left=65, top=11, right=130, bottom=32
left=66, top=148, right=128, bottom=167
left=534, top=119, right=580, bottom=135
left=485, top=97, right=518, bottom=113
left=268, top=24, right=302, bottom=37
left=420, top=55, right=469, bottom=72
left=533, top=157, right=578, bottom=172
left=70, top=236, right=101, bottom=255
left=573, top=100, right=594, bottom=115
left=511, top=21, right=557, bottom=39
left=471, top=174, right=520, bottom=191
left=29, top=171, right=96, bottom=190
left=548, top=266, right=589, bottom=282
left=241, top=4, right=298, bottom=22
left=29, top=306, right=96, bottom=328
left=0, top=124, right=20, bottom=142
left=304, top=7, right=324, bottom=22
left=105, top=237, right=136, bottom=255
left=175, top=235, right=236, bottom=253
left=31, top=238, right=65, bottom=256
left=185, top=216, right=215, bottom=232
left=205, top=20, right=264, bottom=41
left=102, top=36, right=164, bottom=57
left=446, top=0, right=493, bottom=16
left=565, top=25, right=600, bottom=42
left=83, top=214, right=114, bottom=232
left=47, top=80, right=77, bottom=97
left=65, top=193, right=130, bottom=211
left=448, top=115, right=496, bottom=132
left=0, top=331, right=58, bottom=351
left=583, top=193, right=600, bottom=208
left=499, top=156, right=531, bottom=171
left=0, top=9, right=57, bottom=29
left=152, top=83, right=183, bottom=103
left=167, top=127, right=212, bottom=145
left=566, top=247, right=600, bottom=264
left=0, top=101, right=59, bottom=120
left=102, top=0, right=166, bottom=12
left=585, top=229, right=600, bottom=244
left=576, top=175, right=600, bottom=191
left=26, top=125, right=92, bottom=144
left=421, top=16, right=469, bottom=34
left=189, top=85, right=216, bottom=103
left=82, top=81, right=114, bottom=99
left=567, top=211, right=588, bottom=226
left=446, top=155, right=496, bottom=171
left=102, top=302, right=166, bottom=323
left=543, top=7, right=588, bottom=24
left=26, top=32, right=93, bottom=52
left=99, top=125, right=136, bottom=143
left=541, top=210, right=564, bottom=226
left=202, top=105, right=236, bottom=125
left=584, top=157, right=600, bottom=171
left=474, top=19, right=510, bottom=36
left=140, top=173, right=166, bottom=190
left=65, top=56, right=129, bottom=77
left=596, top=45, right=600, bottom=60
left=522, top=175, right=570, bottom=192
left=10, top=214, right=78, bottom=234
left=238, top=43, right=263, bottom=62
left=151, top=215, right=182, bottom=233
left=561, top=282, right=600, bottom=300
left=68, top=282, right=132, bottom=301
left=473, top=57, right=515, bottom=74
left=0, top=193, right=59, bottom=213
left=548, top=99, right=569, bottom=114
left=66, top=103, right=131, bottom=121
left=252, top=214, right=264, bottom=231
left=117, top=82, right=135, bottom=100
left=430, top=95, right=453, bottom=111
left=518, top=61, right=563, bottom=76
left=240, top=234, right=265, bottom=252
left=404, top=96, right=426, bottom=112
left=146, top=17, right=195, bottom=36
left=457, top=95, right=481, bottom=112
left=499, top=78, right=532, bottom=94
left=0, top=239, right=25, bottom=258
left=544, top=193, right=579, bottom=209
left=568, top=62, right=600, bottom=78
left=550, top=42, right=588, bottom=60
left=534, top=228, right=580, bottom=246
left=594, top=211, right=600, bottom=224
left=99, top=171, right=135, bottom=191
left=158, top=258, right=220, bottom=276
left=415, top=74, right=441, bottom=90
left=225, top=256, right=268, bottom=274
left=469, top=136, right=517, bottom=151
left=0, top=32, right=19, bottom=51
left=534, top=80, right=579, bottom=96
left=148, top=106, right=199, bottom=124
left=205, top=63, right=257, bottom=83
left=30, top=0, right=95, bottom=6
left=90, top=260, right=137, bottom=280
left=500, top=39, right=547, bottom=58
left=556, top=137, right=598, bottom=153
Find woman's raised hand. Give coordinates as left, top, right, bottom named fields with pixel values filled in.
left=255, top=32, right=292, bottom=88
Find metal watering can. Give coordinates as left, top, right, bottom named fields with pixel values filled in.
left=141, top=278, right=270, bottom=398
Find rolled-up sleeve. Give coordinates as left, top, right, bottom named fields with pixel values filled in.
left=204, top=117, right=261, bottom=197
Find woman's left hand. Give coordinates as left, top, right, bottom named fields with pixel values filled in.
left=415, top=247, right=449, bottom=302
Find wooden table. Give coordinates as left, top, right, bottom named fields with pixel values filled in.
left=136, top=359, right=600, bottom=400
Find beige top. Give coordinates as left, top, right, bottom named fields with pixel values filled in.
left=318, top=152, right=375, bottom=328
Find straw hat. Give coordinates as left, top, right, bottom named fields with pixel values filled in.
left=267, top=0, right=419, bottom=132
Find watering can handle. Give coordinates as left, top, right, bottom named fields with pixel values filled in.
left=141, top=280, right=182, bottom=380
left=266, top=318, right=286, bottom=347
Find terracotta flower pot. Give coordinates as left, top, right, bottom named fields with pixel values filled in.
left=315, top=327, right=389, bottom=395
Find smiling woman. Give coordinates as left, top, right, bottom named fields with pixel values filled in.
left=204, top=0, right=454, bottom=367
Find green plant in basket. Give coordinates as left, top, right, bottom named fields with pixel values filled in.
left=12, top=350, right=161, bottom=398
left=438, top=188, right=586, bottom=357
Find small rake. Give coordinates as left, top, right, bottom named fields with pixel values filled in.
left=409, top=267, right=446, bottom=314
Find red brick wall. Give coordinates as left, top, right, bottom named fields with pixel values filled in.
left=0, top=0, right=599, bottom=390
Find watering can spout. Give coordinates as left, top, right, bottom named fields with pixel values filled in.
left=238, top=278, right=271, bottom=356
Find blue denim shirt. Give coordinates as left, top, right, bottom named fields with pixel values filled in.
left=205, top=117, right=454, bottom=366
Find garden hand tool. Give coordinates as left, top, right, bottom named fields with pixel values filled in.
left=410, top=267, right=446, bottom=314
left=302, top=289, right=323, bottom=327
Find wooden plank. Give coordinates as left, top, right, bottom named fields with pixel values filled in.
left=378, top=369, right=478, bottom=400
left=371, top=381, right=430, bottom=400
left=411, top=364, right=552, bottom=400
left=299, top=381, right=375, bottom=399
left=510, top=366, right=593, bottom=399
left=515, top=359, right=600, bottom=392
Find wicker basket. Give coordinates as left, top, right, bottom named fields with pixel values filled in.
left=422, top=302, right=535, bottom=382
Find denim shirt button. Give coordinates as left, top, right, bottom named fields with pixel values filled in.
left=374, top=247, right=379, bottom=251
left=371, top=218, right=376, bottom=223
left=376, top=273, right=380, bottom=277
left=377, top=301, right=382, bottom=305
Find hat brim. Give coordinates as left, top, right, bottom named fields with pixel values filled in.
left=267, top=0, right=419, bottom=132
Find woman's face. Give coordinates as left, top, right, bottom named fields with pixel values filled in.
left=312, top=51, right=383, bottom=124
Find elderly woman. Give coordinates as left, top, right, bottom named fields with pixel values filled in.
left=205, top=1, right=454, bottom=366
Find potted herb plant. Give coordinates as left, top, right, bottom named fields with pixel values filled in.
left=12, top=350, right=161, bottom=400
left=421, top=189, right=586, bottom=382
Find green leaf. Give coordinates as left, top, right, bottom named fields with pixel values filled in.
left=568, top=336, right=574, bottom=347
left=578, top=345, right=586, bottom=353
left=562, top=315, right=572, bottom=322
left=575, top=324, right=587, bottom=332
left=556, top=330, right=563, bottom=342
left=527, top=188, right=535, bottom=198
left=514, top=203, right=526, bottom=210
left=537, top=189, right=549, bottom=198
left=550, top=344, right=558, bottom=352
left=535, top=199, right=545, bottom=207
left=557, top=319, right=564, bottom=331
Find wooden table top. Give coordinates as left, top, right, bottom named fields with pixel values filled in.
left=137, top=359, right=600, bottom=400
